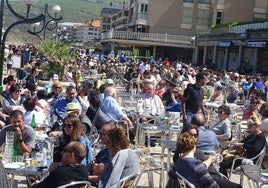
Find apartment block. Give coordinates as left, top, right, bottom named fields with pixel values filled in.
left=100, top=0, right=268, bottom=72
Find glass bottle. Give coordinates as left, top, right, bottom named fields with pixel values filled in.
left=13, top=134, right=20, bottom=156
left=31, top=113, right=36, bottom=129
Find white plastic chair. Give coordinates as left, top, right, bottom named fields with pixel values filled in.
left=56, top=181, right=91, bottom=188
left=176, top=172, right=195, bottom=188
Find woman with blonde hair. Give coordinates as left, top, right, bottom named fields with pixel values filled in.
left=219, top=114, right=266, bottom=177
left=99, top=127, right=139, bottom=188
left=174, top=132, right=219, bottom=188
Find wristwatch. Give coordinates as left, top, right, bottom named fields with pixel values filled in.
left=19, top=139, right=23, bottom=143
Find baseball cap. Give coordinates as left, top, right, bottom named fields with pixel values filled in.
left=53, top=74, right=59, bottom=80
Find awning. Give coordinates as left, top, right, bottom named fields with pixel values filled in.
left=247, top=41, right=266, bottom=48
left=218, top=41, right=231, bottom=47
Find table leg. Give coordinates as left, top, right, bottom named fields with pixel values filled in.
left=9, top=174, right=14, bottom=188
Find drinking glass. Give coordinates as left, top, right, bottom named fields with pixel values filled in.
left=6, top=131, right=14, bottom=142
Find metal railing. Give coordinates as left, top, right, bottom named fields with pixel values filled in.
left=210, top=22, right=268, bottom=35
left=101, top=30, right=192, bottom=44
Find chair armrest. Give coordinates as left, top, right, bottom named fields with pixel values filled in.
left=231, top=156, right=246, bottom=172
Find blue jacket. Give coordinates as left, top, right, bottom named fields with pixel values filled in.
left=78, top=136, right=93, bottom=165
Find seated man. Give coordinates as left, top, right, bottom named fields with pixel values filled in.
left=138, top=83, right=165, bottom=119
left=191, top=113, right=219, bottom=153
left=100, top=86, right=132, bottom=128
left=0, top=110, right=35, bottom=156
left=88, top=123, right=114, bottom=185
left=31, top=141, right=89, bottom=188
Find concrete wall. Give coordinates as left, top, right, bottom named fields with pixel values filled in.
left=224, top=0, right=255, bottom=23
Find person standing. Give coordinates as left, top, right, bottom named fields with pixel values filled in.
left=182, top=72, right=208, bottom=124
left=25, top=67, right=39, bottom=95
left=6, top=52, right=14, bottom=75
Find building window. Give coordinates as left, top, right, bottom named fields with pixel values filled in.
left=140, top=4, right=148, bottom=13
left=198, top=0, right=210, bottom=4
left=196, top=9, right=209, bottom=25
left=182, top=8, right=193, bottom=24
left=183, top=0, right=193, bottom=2
left=216, top=11, right=223, bottom=24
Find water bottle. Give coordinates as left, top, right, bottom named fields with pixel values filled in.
left=147, top=135, right=151, bottom=147
left=41, top=148, right=47, bottom=166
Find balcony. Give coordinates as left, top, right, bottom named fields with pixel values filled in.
left=101, top=30, right=193, bottom=47
left=209, top=22, right=268, bottom=35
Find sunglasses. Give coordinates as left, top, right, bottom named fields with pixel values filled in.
left=189, top=133, right=198, bottom=138
left=63, top=148, right=73, bottom=154
left=98, top=131, right=109, bottom=136
left=217, top=110, right=224, bottom=114
left=63, top=124, right=73, bottom=129
left=251, top=102, right=259, bottom=105
left=248, top=124, right=256, bottom=128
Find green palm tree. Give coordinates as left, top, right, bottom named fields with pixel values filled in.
left=37, top=40, right=75, bottom=80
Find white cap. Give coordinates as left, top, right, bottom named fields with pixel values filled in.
left=53, top=74, right=59, bottom=80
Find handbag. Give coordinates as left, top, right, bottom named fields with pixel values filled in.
left=222, top=145, right=246, bottom=161
left=165, top=170, right=179, bottom=188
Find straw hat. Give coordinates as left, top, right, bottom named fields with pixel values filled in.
left=66, top=103, right=81, bottom=114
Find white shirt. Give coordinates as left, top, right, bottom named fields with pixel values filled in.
left=24, top=110, right=48, bottom=126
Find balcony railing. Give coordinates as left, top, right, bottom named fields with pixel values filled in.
left=210, top=22, right=268, bottom=35
left=101, top=30, right=192, bottom=45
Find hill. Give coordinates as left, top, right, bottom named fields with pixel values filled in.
left=4, top=0, right=126, bottom=44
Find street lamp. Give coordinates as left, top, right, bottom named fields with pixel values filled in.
left=27, top=4, right=62, bottom=40
left=0, top=0, right=47, bottom=92
left=54, top=26, right=69, bottom=42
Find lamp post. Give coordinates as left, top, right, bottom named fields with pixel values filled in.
left=28, top=4, right=62, bottom=40
left=53, top=26, right=69, bottom=42
left=0, top=0, right=47, bottom=92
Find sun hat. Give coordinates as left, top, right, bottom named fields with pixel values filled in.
left=66, top=103, right=82, bottom=114
left=105, top=79, right=114, bottom=85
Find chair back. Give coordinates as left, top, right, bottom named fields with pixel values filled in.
left=110, top=172, right=139, bottom=188
left=236, top=120, right=248, bottom=141
left=0, top=160, right=9, bottom=188
left=176, top=172, right=195, bottom=188
left=56, top=181, right=91, bottom=188
left=254, top=145, right=267, bottom=167
left=91, top=127, right=100, bottom=147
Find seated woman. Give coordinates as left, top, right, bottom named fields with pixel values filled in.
left=210, top=105, right=232, bottom=148
left=172, top=124, right=241, bottom=188
left=242, top=96, right=261, bottom=120
left=154, top=80, right=166, bottom=98
left=226, top=85, right=238, bottom=103
left=98, top=127, right=140, bottom=188
left=209, top=86, right=223, bottom=104
left=174, top=132, right=219, bottom=188
left=2, top=83, right=25, bottom=115
left=52, top=114, right=92, bottom=165
left=219, top=114, right=266, bottom=177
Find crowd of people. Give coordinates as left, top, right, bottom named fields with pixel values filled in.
left=0, top=43, right=268, bottom=187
